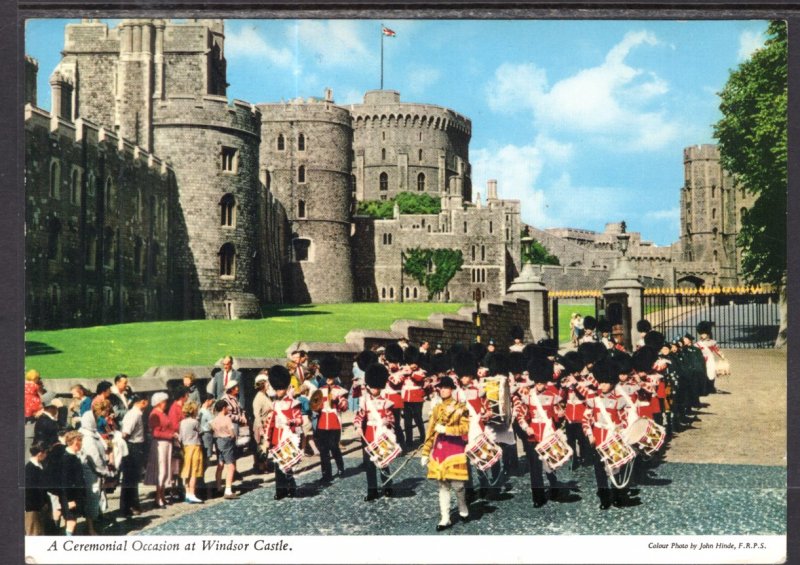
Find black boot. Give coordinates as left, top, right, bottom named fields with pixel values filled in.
left=274, top=488, right=288, bottom=501
left=364, top=490, right=380, bottom=502
left=382, top=487, right=394, bottom=498
left=532, top=489, right=547, bottom=508
left=598, top=489, right=612, bottom=510
left=548, top=486, right=562, bottom=502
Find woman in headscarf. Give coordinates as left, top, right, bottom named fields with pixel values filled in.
left=78, top=407, right=112, bottom=535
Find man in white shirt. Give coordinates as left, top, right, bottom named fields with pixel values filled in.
left=119, top=394, right=148, bottom=518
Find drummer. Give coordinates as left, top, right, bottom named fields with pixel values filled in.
left=484, top=352, right=518, bottom=489
left=513, top=357, right=565, bottom=507
left=560, top=351, right=592, bottom=470
left=353, top=363, right=396, bottom=501
left=312, top=355, right=349, bottom=484
left=581, top=357, right=638, bottom=510
left=453, top=351, right=492, bottom=501
left=382, top=343, right=407, bottom=449
left=264, top=365, right=303, bottom=500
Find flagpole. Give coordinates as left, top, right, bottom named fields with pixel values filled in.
left=380, top=25, right=384, bottom=90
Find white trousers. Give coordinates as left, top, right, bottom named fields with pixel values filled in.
left=437, top=480, right=468, bottom=525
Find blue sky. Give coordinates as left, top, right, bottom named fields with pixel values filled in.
left=26, top=18, right=769, bottom=246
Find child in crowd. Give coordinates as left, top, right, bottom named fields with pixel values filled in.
left=179, top=401, right=204, bottom=503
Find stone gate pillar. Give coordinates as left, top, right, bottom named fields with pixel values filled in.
left=507, top=237, right=549, bottom=342
left=603, top=231, right=644, bottom=350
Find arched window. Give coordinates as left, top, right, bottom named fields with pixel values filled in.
left=133, top=237, right=143, bottom=273
left=711, top=185, right=716, bottom=198
left=219, top=243, right=235, bottom=277
left=405, top=287, right=410, bottom=298
left=713, top=250, right=718, bottom=262
left=413, top=287, right=418, bottom=299
left=418, top=149, right=423, bottom=162
left=740, top=186, right=746, bottom=199
left=298, top=165, right=306, bottom=183
left=381, top=148, right=386, bottom=161
left=70, top=169, right=80, bottom=205
left=389, top=287, right=394, bottom=299
left=103, top=226, right=114, bottom=267
left=379, top=172, right=388, bottom=191
left=740, top=207, right=747, bottom=221
left=481, top=245, right=486, bottom=261
left=292, top=238, right=311, bottom=262
left=489, top=221, right=493, bottom=234
left=298, top=199, right=306, bottom=218
left=298, top=133, right=305, bottom=151
left=381, top=287, right=386, bottom=299
left=471, top=245, right=476, bottom=261
left=417, top=172, right=425, bottom=192
left=463, top=221, right=468, bottom=233
left=712, top=208, right=716, bottom=220
left=277, top=134, right=285, bottom=151
left=49, top=161, right=60, bottom=199
left=47, top=217, right=61, bottom=260
left=105, top=178, right=114, bottom=211
left=712, top=227, right=718, bottom=241
left=220, top=193, right=236, bottom=227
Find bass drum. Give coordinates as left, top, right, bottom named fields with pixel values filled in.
left=483, top=376, right=511, bottom=426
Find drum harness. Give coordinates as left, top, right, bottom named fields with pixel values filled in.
left=594, top=393, right=634, bottom=489
left=529, top=387, right=572, bottom=474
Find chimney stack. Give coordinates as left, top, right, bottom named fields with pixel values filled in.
left=487, top=179, right=498, bottom=200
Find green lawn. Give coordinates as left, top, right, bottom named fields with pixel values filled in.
left=556, top=303, right=596, bottom=344
left=25, top=303, right=466, bottom=379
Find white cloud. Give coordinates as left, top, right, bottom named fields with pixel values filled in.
left=293, top=21, right=372, bottom=67
left=225, top=26, right=293, bottom=67
left=406, top=67, right=441, bottom=95
left=485, top=30, right=679, bottom=151
left=338, top=88, right=364, bottom=105
left=738, top=29, right=765, bottom=61
left=644, top=208, right=680, bottom=221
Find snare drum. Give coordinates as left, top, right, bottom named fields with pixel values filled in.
left=466, top=433, right=502, bottom=471
left=270, top=435, right=302, bottom=473
left=365, top=431, right=401, bottom=469
left=596, top=431, right=636, bottom=474
left=623, top=418, right=666, bottom=457
left=535, top=431, right=573, bottom=472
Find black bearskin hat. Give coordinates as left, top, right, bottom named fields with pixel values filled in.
left=356, top=350, right=378, bottom=372
left=438, top=376, right=457, bottom=389
left=592, top=357, right=619, bottom=386
left=582, top=315, right=597, bottom=331
left=469, top=341, right=488, bottom=363
left=527, top=357, right=554, bottom=384
left=384, top=342, right=404, bottom=364
left=636, top=319, right=652, bottom=333
left=403, top=345, right=420, bottom=366
left=487, top=352, right=509, bottom=376
left=268, top=365, right=291, bottom=390
left=319, top=355, right=342, bottom=379
left=453, top=351, right=478, bottom=378
left=508, top=352, right=526, bottom=375
left=696, top=321, right=714, bottom=336
left=560, top=351, right=584, bottom=375
left=644, top=330, right=666, bottom=350
left=537, top=338, right=559, bottom=356
left=597, top=318, right=612, bottom=334
left=632, top=346, right=658, bottom=374
left=523, top=343, right=547, bottom=361
left=578, top=341, right=607, bottom=366
left=510, top=324, right=525, bottom=341
left=365, top=363, right=389, bottom=389
left=430, top=353, right=450, bottom=375
left=610, top=350, right=633, bottom=375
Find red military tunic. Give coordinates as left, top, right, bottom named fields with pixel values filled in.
left=315, top=385, right=349, bottom=431
left=384, top=366, right=405, bottom=410
left=513, top=388, right=563, bottom=443
left=266, top=395, right=302, bottom=447
left=454, top=382, right=490, bottom=432
left=582, top=390, right=630, bottom=446
left=402, top=368, right=427, bottom=404
left=353, top=393, right=395, bottom=444
left=562, top=376, right=590, bottom=423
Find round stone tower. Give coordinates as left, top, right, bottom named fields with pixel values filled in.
left=680, top=144, right=738, bottom=285
left=153, top=96, right=263, bottom=318
left=349, top=90, right=472, bottom=202
left=258, top=93, right=354, bottom=303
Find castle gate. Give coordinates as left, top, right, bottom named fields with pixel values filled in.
left=549, top=290, right=604, bottom=346
left=643, top=286, right=779, bottom=349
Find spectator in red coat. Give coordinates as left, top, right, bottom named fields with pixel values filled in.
left=144, top=392, right=175, bottom=508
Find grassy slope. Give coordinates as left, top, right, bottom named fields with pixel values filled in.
left=25, top=303, right=465, bottom=379
left=556, top=303, right=596, bottom=344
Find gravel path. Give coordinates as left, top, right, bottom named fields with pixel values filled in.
left=664, top=348, right=786, bottom=466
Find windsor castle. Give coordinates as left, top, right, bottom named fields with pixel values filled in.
left=24, top=19, right=753, bottom=329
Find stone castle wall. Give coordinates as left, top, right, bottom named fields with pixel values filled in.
left=25, top=105, right=174, bottom=329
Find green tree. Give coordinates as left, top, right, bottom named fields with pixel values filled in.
left=355, top=192, right=441, bottom=219
left=403, top=248, right=464, bottom=300
left=713, top=20, right=787, bottom=346
left=521, top=236, right=560, bottom=265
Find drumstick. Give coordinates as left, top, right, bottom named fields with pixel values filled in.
left=379, top=442, right=426, bottom=487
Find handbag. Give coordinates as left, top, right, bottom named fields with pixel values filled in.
left=715, top=358, right=731, bottom=377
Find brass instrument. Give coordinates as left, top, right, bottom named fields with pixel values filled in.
left=309, top=389, right=324, bottom=412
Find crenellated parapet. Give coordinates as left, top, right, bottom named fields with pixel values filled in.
left=350, top=90, right=471, bottom=136
left=154, top=96, right=261, bottom=140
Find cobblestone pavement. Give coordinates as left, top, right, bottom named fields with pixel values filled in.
left=97, top=349, right=785, bottom=536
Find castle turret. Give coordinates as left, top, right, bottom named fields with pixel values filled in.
left=258, top=94, right=354, bottom=303
left=350, top=90, right=471, bottom=203
left=25, top=56, right=38, bottom=106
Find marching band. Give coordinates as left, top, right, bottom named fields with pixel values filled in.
left=252, top=320, right=724, bottom=531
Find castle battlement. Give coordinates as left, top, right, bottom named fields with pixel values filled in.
left=25, top=103, right=172, bottom=176
left=684, top=144, right=720, bottom=162
left=350, top=90, right=471, bottom=136
left=154, top=96, right=261, bottom=138
left=257, top=99, right=352, bottom=128
left=64, top=20, right=119, bottom=53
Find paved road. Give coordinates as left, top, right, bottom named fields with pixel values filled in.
left=95, top=349, right=786, bottom=537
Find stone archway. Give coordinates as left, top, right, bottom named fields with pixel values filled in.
left=676, top=275, right=705, bottom=289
